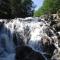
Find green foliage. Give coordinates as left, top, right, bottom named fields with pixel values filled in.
left=0, top=0, right=34, bottom=19
left=0, top=0, right=11, bottom=18
left=34, top=0, right=60, bottom=16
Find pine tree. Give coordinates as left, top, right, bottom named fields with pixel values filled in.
left=0, top=0, right=34, bottom=19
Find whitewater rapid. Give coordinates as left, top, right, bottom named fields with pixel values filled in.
left=0, top=17, right=59, bottom=60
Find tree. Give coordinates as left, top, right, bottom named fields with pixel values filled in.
left=0, top=0, right=12, bottom=18
left=13, top=0, right=34, bottom=18
left=34, top=0, right=60, bottom=16
left=0, top=0, right=34, bottom=19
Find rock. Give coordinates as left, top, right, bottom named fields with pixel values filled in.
left=55, top=23, right=60, bottom=31
left=16, top=46, right=46, bottom=60
left=51, top=48, right=60, bottom=60
left=41, top=36, right=52, bottom=46
left=41, top=36, right=56, bottom=58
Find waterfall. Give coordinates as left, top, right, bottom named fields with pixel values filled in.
left=0, top=20, right=15, bottom=60
left=0, top=17, right=59, bottom=60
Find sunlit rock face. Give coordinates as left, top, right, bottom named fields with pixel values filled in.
left=0, top=17, right=59, bottom=60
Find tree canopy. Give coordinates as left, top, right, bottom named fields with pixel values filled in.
left=0, top=0, right=34, bottom=19
left=34, top=0, right=60, bottom=16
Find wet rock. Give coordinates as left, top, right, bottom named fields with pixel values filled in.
left=41, top=36, right=56, bottom=59
left=16, top=46, right=46, bottom=60
left=55, top=23, right=60, bottom=31
left=51, top=48, right=60, bottom=60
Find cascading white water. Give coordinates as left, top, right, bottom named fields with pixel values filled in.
left=0, top=20, right=15, bottom=60
left=0, top=17, right=59, bottom=60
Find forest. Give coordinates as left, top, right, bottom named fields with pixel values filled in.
left=0, top=0, right=34, bottom=19
left=34, top=0, right=60, bottom=16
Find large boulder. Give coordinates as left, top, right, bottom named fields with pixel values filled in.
left=16, top=46, right=46, bottom=60
left=41, top=36, right=56, bottom=58
left=55, top=23, right=60, bottom=31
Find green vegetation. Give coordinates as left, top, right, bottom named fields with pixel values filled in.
left=0, top=0, right=34, bottom=19
left=34, top=0, right=60, bottom=16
